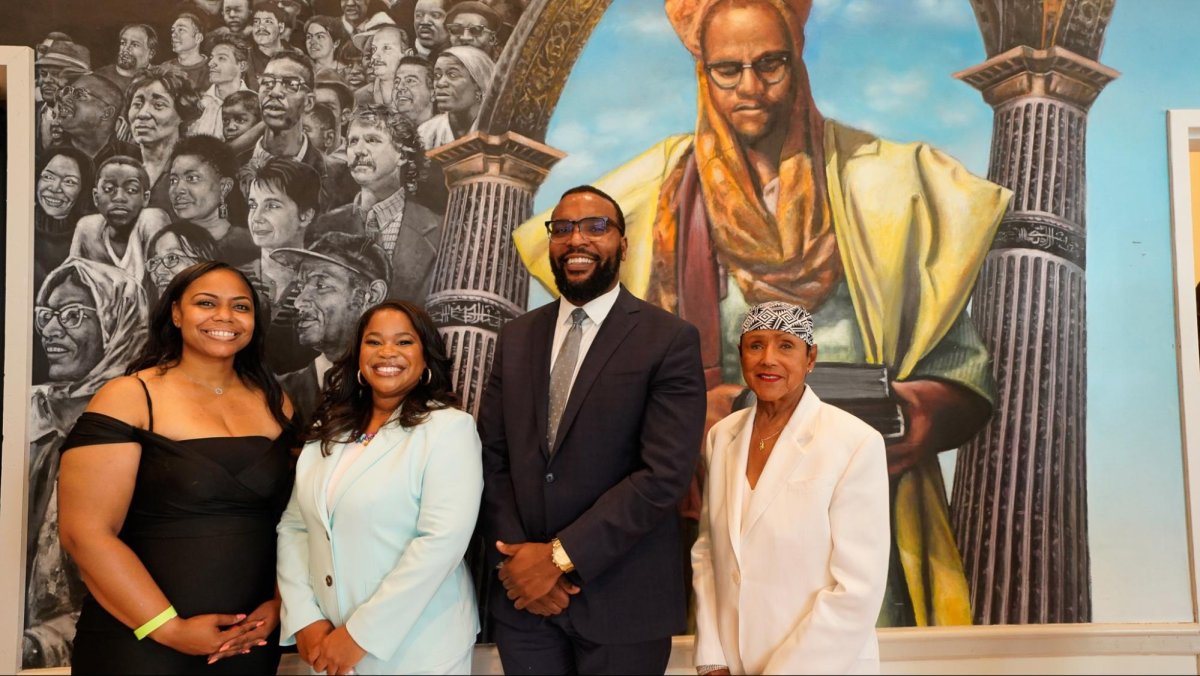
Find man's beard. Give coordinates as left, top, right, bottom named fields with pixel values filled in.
left=550, top=248, right=621, bottom=305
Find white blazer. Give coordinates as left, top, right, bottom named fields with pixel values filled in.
left=692, top=388, right=890, bottom=675
left=277, top=407, right=483, bottom=674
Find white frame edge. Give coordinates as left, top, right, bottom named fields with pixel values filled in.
left=1, top=46, right=37, bottom=675
left=1167, top=109, right=1200, bottom=642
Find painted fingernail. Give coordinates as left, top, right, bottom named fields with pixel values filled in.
left=258, top=640, right=267, bottom=646
left=257, top=621, right=265, bottom=628
left=236, top=614, right=247, bottom=620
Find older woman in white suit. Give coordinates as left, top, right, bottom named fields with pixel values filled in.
left=277, top=300, right=482, bottom=675
left=692, top=301, right=890, bottom=675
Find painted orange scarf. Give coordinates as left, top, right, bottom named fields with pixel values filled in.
left=649, top=0, right=841, bottom=312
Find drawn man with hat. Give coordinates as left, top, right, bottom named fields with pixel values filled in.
left=275, top=232, right=390, bottom=421
left=445, top=0, right=503, bottom=59
left=35, top=38, right=90, bottom=150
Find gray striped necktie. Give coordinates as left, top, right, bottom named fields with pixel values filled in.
left=548, top=308, right=588, bottom=449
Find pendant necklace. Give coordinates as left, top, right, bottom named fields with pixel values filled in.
left=356, top=431, right=378, bottom=446
left=178, top=370, right=232, bottom=395
left=755, top=424, right=787, bottom=452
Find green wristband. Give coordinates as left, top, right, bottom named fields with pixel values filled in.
left=134, top=605, right=177, bottom=640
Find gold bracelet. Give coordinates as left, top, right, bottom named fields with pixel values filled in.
left=134, top=605, right=177, bottom=640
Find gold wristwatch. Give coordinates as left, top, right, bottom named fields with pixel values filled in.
left=550, top=538, right=575, bottom=573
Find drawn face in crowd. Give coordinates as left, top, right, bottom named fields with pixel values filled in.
left=37, top=277, right=104, bottom=382
left=258, top=58, right=313, bottom=132
left=148, top=232, right=202, bottom=292
left=392, top=62, right=432, bottom=122
left=93, top=162, right=149, bottom=229
left=223, top=0, right=252, bottom=34
left=208, top=43, right=246, bottom=87
left=433, top=53, right=479, bottom=115
left=347, top=118, right=405, bottom=194
left=369, top=27, right=407, bottom=81
left=294, top=260, right=371, bottom=357
left=170, top=16, right=203, bottom=56
left=128, top=80, right=184, bottom=147
left=222, top=100, right=259, bottom=141
left=305, top=22, right=339, bottom=62
left=414, top=0, right=450, bottom=52
left=169, top=154, right=232, bottom=223
left=247, top=180, right=312, bottom=250
left=38, top=154, right=83, bottom=220
left=252, top=10, right=283, bottom=50
left=447, top=11, right=497, bottom=55
left=117, top=26, right=155, bottom=72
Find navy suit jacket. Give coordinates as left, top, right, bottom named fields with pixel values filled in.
left=478, top=286, right=706, bottom=643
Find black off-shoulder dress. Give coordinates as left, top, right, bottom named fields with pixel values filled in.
left=62, top=379, right=294, bottom=675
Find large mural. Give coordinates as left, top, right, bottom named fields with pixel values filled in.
left=6, top=0, right=1196, bottom=669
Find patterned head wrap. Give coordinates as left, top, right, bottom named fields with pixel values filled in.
left=740, top=300, right=814, bottom=345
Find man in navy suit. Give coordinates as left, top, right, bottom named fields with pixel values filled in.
left=478, top=185, right=706, bottom=674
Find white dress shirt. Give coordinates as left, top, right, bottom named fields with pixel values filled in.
left=548, top=283, right=621, bottom=402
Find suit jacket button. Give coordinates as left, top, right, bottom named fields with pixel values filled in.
left=325, top=575, right=333, bottom=587
left=545, top=473, right=555, bottom=483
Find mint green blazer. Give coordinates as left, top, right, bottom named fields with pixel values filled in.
left=277, top=407, right=482, bottom=674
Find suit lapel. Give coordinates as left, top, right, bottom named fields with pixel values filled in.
left=550, top=288, right=639, bottom=457
left=742, top=388, right=821, bottom=536
left=725, top=409, right=754, bottom=568
left=315, top=444, right=339, bottom=526
left=530, top=303, right=557, bottom=459
left=329, top=422, right=409, bottom=516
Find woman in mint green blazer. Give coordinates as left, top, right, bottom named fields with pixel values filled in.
left=277, top=300, right=482, bottom=675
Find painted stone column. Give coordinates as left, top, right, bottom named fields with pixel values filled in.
left=950, top=1, right=1118, bottom=624
left=425, top=132, right=564, bottom=416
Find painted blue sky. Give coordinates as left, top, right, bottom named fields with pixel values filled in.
left=532, top=0, right=1200, bottom=623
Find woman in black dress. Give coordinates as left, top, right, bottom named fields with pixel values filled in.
left=58, top=260, right=296, bottom=674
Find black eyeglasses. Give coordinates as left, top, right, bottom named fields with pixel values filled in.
left=545, top=217, right=620, bottom=242
left=59, top=84, right=95, bottom=102
left=258, top=75, right=310, bottom=94
left=34, top=303, right=97, bottom=332
left=147, top=252, right=199, bottom=273
left=704, top=52, right=791, bottom=90
left=447, top=23, right=493, bottom=38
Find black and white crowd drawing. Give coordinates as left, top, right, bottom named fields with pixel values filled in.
left=20, top=0, right=524, bottom=667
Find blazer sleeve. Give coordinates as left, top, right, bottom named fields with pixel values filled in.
left=276, top=455, right=327, bottom=646
left=691, top=426, right=729, bottom=669
left=762, top=429, right=891, bottom=674
left=478, top=330, right=529, bottom=568
left=343, top=413, right=483, bottom=661
left=557, top=321, right=706, bottom=582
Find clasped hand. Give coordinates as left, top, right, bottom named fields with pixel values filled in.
left=154, top=597, right=279, bottom=662
left=296, top=620, right=367, bottom=676
left=496, top=541, right=580, bottom=616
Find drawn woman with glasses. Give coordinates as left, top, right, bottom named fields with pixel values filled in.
left=145, top=221, right=219, bottom=300
left=25, top=258, right=148, bottom=669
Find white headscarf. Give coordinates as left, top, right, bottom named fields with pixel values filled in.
left=439, top=45, right=496, bottom=99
